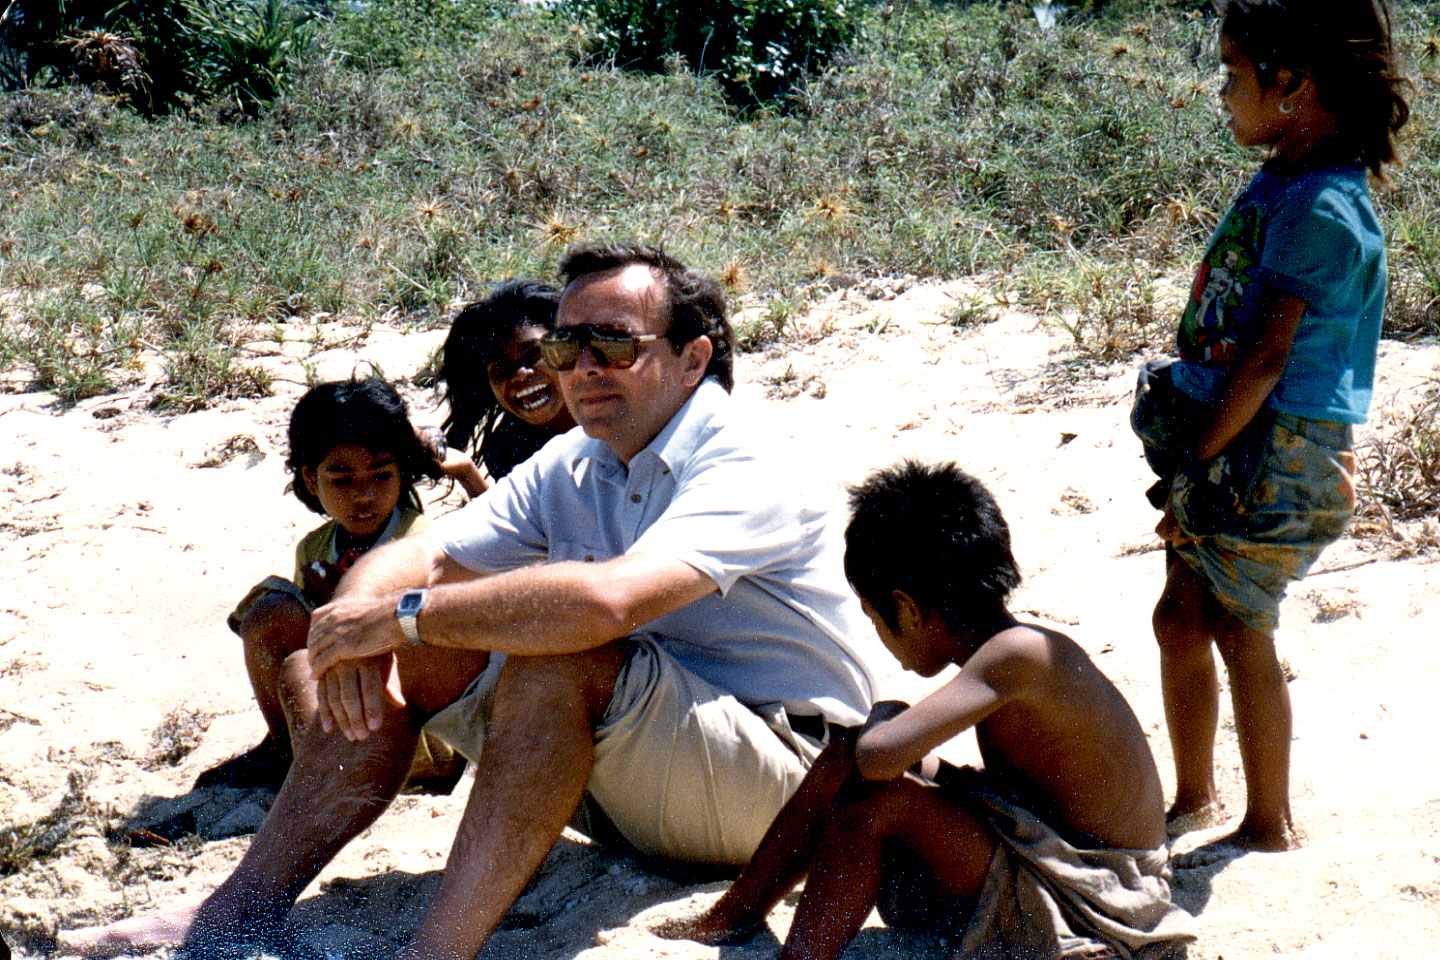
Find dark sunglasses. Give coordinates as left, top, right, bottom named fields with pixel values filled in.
left=539, top=324, right=662, bottom=371
left=485, top=343, right=546, bottom=382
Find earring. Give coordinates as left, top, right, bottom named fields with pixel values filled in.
left=1279, top=99, right=1294, bottom=115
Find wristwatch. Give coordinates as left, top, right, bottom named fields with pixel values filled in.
left=396, top=588, right=428, bottom=646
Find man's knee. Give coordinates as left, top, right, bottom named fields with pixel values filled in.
left=395, top=647, right=491, bottom=715
left=279, top=649, right=315, bottom=692
left=495, top=643, right=630, bottom=721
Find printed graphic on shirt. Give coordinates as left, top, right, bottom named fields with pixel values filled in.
left=1178, top=203, right=1264, bottom=369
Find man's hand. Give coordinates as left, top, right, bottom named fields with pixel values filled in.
left=308, top=594, right=408, bottom=678
left=317, top=656, right=406, bottom=740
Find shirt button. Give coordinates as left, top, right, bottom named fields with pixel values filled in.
left=630, top=493, right=642, bottom=503
left=584, top=554, right=594, bottom=562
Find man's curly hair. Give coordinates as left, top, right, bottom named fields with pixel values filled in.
left=558, top=241, right=733, bottom=392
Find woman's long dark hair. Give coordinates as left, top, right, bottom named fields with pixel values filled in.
left=438, top=279, right=563, bottom=479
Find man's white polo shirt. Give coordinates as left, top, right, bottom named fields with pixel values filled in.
left=434, top=378, right=879, bottom=726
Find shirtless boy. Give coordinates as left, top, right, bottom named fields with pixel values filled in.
left=668, top=461, right=1196, bottom=960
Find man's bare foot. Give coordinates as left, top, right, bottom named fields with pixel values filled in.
left=56, top=906, right=199, bottom=958
left=1165, top=799, right=1225, bottom=840
left=650, top=911, right=759, bottom=947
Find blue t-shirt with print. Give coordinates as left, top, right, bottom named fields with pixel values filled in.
left=1170, top=162, right=1385, bottom=425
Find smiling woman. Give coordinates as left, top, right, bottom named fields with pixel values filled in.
left=430, top=279, right=579, bottom=496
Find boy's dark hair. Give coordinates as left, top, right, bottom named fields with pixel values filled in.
left=439, top=279, right=563, bottom=477
left=844, top=461, right=1021, bottom=633
left=286, top=376, right=441, bottom=515
left=558, top=241, right=734, bottom=392
left=1220, top=0, right=1409, bottom=178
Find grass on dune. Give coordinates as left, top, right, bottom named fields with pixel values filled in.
left=0, top=0, right=1437, bottom=406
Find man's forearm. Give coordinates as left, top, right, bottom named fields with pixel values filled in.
left=413, top=552, right=717, bottom=658
left=333, top=535, right=448, bottom=601
left=416, top=558, right=677, bottom=657
left=309, top=549, right=714, bottom=679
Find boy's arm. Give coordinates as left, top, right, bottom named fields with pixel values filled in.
left=854, top=639, right=1037, bottom=782
left=1191, top=287, right=1305, bottom=460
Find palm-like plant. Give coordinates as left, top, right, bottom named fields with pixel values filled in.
left=181, top=0, right=318, bottom=113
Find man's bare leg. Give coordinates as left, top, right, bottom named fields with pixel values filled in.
left=781, top=779, right=993, bottom=960
left=59, top=647, right=487, bottom=957
left=398, top=644, right=628, bottom=960
left=1153, top=556, right=1223, bottom=829
left=660, top=731, right=859, bottom=945
left=1214, top=617, right=1299, bottom=852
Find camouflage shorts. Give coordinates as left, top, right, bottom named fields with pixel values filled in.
left=1164, top=413, right=1355, bottom=636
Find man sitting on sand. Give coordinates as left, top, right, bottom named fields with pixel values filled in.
left=666, top=461, right=1196, bottom=960
left=62, top=242, right=880, bottom=959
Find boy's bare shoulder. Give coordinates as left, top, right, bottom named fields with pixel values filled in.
left=965, top=622, right=1105, bottom=701
left=969, top=622, right=1074, bottom=669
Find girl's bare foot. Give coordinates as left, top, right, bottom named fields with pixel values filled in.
left=1172, top=819, right=1300, bottom=868
left=56, top=906, right=199, bottom=958
left=1221, top=816, right=1301, bottom=853
left=1164, top=799, right=1225, bottom=840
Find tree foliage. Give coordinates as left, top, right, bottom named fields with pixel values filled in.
left=566, top=0, right=858, bottom=111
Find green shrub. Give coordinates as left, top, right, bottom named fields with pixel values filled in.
left=0, top=0, right=316, bottom=113
left=566, top=0, right=859, bottom=111
left=328, top=0, right=503, bottom=69
left=180, top=0, right=319, bottom=115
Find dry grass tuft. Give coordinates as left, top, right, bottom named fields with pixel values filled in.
left=0, top=770, right=97, bottom=876
left=148, top=706, right=212, bottom=767
left=1357, top=386, right=1440, bottom=527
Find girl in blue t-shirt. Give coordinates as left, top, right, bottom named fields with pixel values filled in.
left=1142, top=0, right=1409, bottom=853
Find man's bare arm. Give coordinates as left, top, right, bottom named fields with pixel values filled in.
left=309, top=549, right=717, bottom=677
left=304, top=534, right=474, bottom=739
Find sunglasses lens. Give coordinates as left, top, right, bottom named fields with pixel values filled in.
left=538, top=337, right=580, bottom=371
left=541, top=326, right=644, bottom=370
left=590, top=331, right=639, bottom=368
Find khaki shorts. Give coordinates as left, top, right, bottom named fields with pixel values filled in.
left=424, top=636, right=825, bottom=867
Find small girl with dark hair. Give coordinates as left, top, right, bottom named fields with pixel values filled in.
left=1138, top=0, right=1409, bottom=853
left=196, top=376, right=445, bottom=791
left=427, top=279, right=577, bottom=495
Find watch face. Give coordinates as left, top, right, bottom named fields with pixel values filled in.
left=399, top=591, right=425, bottom=616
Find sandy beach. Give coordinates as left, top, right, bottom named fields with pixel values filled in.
left=2, top=279, right=1438, bottom=959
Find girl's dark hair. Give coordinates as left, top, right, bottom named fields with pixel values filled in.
left=844, top=461, right=1021, bottom=633
left=1220, top=0, right=1409, bottom=178
left=286, top=376, right=441, bottom=515
left=438, top=279, right=563, bottom=479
